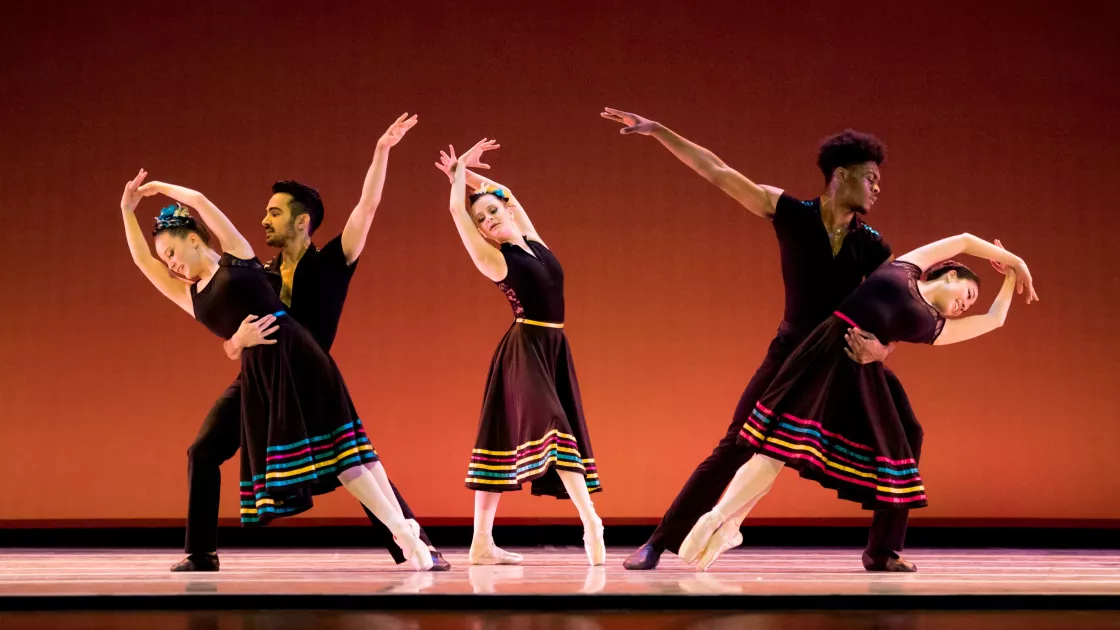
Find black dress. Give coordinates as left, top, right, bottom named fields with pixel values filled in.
left=465, top=239, right=601, bottom=498
left=190, top=253, right=378, bottom=525
left=737, top=261, right=944, bottom=510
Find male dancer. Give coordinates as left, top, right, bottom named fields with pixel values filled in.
left=602, top=107, right=916, bottom=572
left=173, top=114, right=451, bottom=572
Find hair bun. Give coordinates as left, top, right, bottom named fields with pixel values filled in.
left=153, top=203, right=197, bottom=234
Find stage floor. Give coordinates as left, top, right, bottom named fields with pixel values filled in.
left=2, top=547, right=1118, bottom=611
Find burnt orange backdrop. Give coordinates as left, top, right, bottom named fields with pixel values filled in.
left=2, top=1, right=1117, bottom=524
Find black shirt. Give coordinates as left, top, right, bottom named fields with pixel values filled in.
left=495, top=239, right=565, bottom=323
left=264, top=235, right=357, bottom=351
left=773, top=193, right=892, bottom=331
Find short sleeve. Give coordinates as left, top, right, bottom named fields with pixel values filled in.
left=861, top=224, right=892, bottom=275
left=318, top=234, right=358, bottom=278
left=772, top=193, right=807, bottom=223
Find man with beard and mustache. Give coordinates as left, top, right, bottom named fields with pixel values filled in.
left=172, top=113, right=451, bottom=572
left=601, top=108, right=919, bottom=573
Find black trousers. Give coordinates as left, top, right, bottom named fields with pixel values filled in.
left=646, top=327, right=916, bottom=562
left=185, top=380, right=433, bottom=563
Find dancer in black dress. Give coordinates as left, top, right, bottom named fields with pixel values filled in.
left=603, top=108, right=919, bottom=572
left=119, top=169, right=433, bottom=571
left=679, top=233, right=1038, bottom=569
left=436, top=140, right=605, bottom=566
left=172, top=115, right=449, bottom=573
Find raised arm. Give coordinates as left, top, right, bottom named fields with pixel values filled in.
left=340, top=113, right=418, bottom=265
left=120, top=169, right=194, bottom=316
left=933, top=269, right=1018, bottom=346
left=137, top=181, right=253, bottom=259
left=896, top=233, right=1038, bottom=303
left=435, top=146, right=545, bottom=248
left=601, top=107, right=783, bottom=219
left=446, top=139, right=507, bottom=282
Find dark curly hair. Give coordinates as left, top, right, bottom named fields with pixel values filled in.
left=817, top=130, right=886, bottom=185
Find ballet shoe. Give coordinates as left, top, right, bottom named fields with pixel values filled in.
left=469, top=539, right=524, bottom=565
left=389, top=519, right=433, bottom=571
left=583, top=516, right=606, bottom=566
left=622, top=544, right=661, bottom=570
left=392, top=518, right=422, bottom=549
left=678, top=509, right=725, bottom=565
left=170, top=552, right=219, bottom=572
left=696, top=520, right=743, bottom=571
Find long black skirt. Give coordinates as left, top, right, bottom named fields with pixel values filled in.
left=737, top=314, right=927, bottom=510
left=466, top=322, right=601, bottom=498
left=238, top=315, right=377, bottom=525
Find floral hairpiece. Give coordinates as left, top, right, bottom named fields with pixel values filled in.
left=473, top=185, right=509, bottom=200
left=153, top=203, right=196, bottom=233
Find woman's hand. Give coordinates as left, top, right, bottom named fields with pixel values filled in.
left=436, top=141, right=499, bottom=182
left=121, top=169, right=148, bottom=213
left=987, top=239, right=1037, bottom=303
left=378, top=112, right=418, bottom=148
left=601, top=107, right=662, bottom=135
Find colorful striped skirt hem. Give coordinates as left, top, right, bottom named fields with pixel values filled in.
left=739, top=402, right=927, bottom=510
left=466, top=428, right=601, bottom=494
left=240, top=419, right=379, bottom=524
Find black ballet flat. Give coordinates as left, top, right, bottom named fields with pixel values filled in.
left=430, top=551, right=452, bottom=572
left=623, top=544, right=662, bottom=570
left=862, top=552, right=917, bottom=572
left=170, top=552, right=220, bottom=572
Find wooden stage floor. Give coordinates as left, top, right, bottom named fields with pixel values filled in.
left=2, top=547, right=1119, bottom=612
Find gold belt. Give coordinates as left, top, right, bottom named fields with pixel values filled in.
left=515, top=318, right=564, bottom=328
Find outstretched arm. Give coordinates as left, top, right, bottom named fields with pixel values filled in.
left=601, top=107, right=783, bottom=219
left=446, top=139, right=507, bottom=282
left=436, top=146, right=545, bottom=247
left=341, top=113, right=418, bottom=265
left=120, top=169, right=194, bottom=316
left=896, top=233, right=1038, bottom=303
left=138, top=181, right=253, bottom=260
left=934, top=269, right=1018, bottom=346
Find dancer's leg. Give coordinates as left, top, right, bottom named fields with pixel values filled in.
left=359, top=478, right=440, bottom=565
left=365, top=461, right=404, bottom=515
left=628, top=338, right=789, bottom=570
left=337, top=466, right=432, bottom=570
left=175, top=381, right=242, bottom=572
left=862, top=367, right=920, bottom=572
left=356, top=462, right=440, bottom=564
left=679, top=454, right=784, bottom=565
left=558, top=470, right=605, bottom=566
left=470, top=491, right=522, bottom=565
left=694, top=473, right=778, bottom=570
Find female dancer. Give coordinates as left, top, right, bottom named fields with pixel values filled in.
left=119, top=169, right=433, bottom=571
left=438, top=141, right=605, bottom=566
left=679, top=234, right=1038, bottom=569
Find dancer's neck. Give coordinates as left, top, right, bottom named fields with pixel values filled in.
left=819, top=194, right=855, bottom=232
left=280, top=235, right=312, bottom=270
